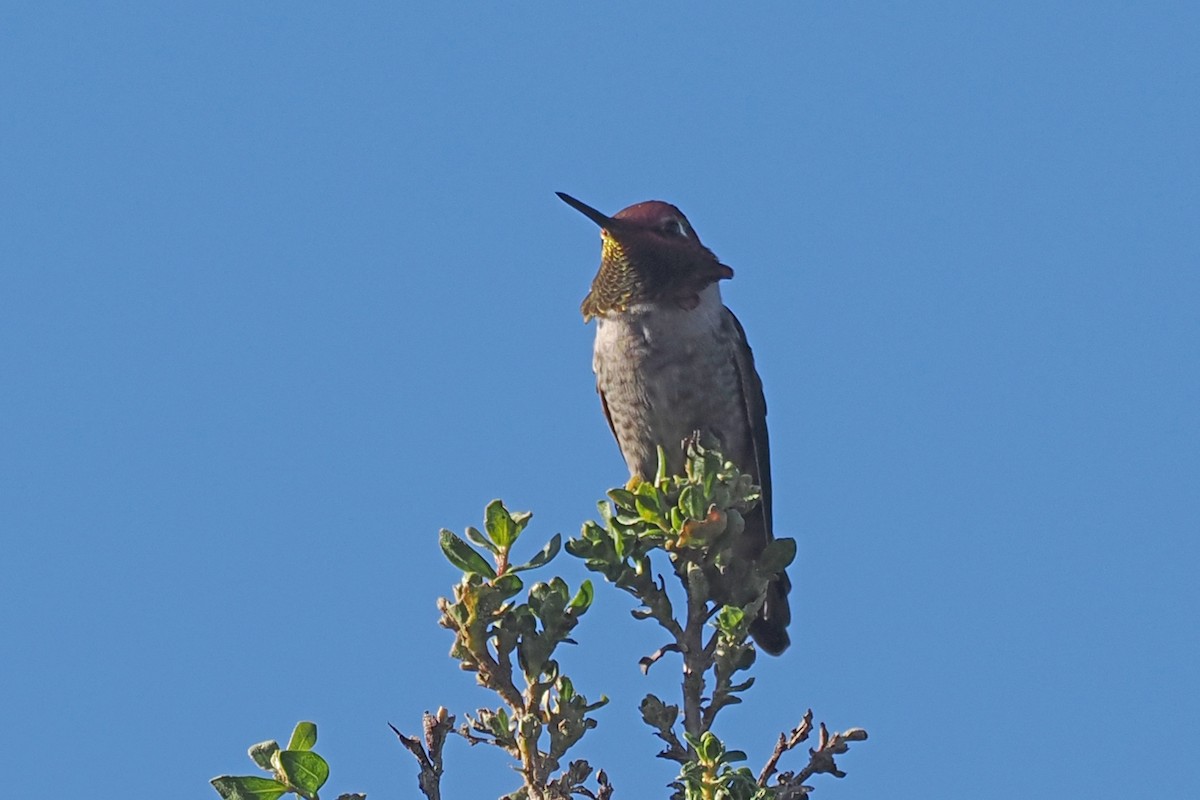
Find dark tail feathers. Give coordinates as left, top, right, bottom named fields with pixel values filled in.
left=750, top=572, right=792, bottom=655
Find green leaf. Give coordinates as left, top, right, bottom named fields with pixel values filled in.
left=757, top=538, right=797, bottom=575
left=278, top=750, right=330, bottom=796
left=715, top=605, right=746, bottom=632
left=697, top=731, right=723, bottom=763
left=654, top=445, right=669, bottom=484
left=549, top=576, right=571, bottom=604
left=613, top=511, right=642, bottom=527
left=635, top=496, right=662, bottom=524
left=493, top=571, right=524, bottom=599
left=211, top=776, right=288, bottom=800
left=512, top=533, right=561, bottom=573
left=286, top=721, right=317, bottom=752
left=607, top=488, right=637, bottom=510
left=634, top=479, right=659, bottom=500
left=679, top=485, right=706, bottom=521
left=510, top=510, right=533, bottom=533
left=639, top=694, right=679, bottom=731
left=701, top=458, right=717, bottom=496
left=439, top=529, right=497, bottom=578
left=485, top=499, right=519, bottom=547
left=612, top=526, right=628, bottom=559
left=247, top=740, right=279, bottom=771
left=568, top=580, right=594, bottom=613
left=465, top=525, right=500, bottom=555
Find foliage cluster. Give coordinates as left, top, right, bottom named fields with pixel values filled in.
left=212, top=443, right=866, bottom=800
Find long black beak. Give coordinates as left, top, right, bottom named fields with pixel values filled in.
left=556, top=192, right=616, bottom=229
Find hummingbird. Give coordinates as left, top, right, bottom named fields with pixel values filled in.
left=557, top=191, right=791, bottom=655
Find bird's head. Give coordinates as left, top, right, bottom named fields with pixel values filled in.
left=557, top=192, right=734, bottom=321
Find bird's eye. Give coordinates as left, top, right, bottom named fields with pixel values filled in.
left=661, top=219, right=688, bottom=237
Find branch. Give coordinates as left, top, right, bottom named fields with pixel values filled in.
left=679, top=560, right=711, bottom=739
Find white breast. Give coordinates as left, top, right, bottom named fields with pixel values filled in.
left=590, top=284, right=743, bottom=476
left=592, top=285, right=727, bottom=370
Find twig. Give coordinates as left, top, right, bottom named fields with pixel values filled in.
left=680, top=563, right=710, bottom=738
left=767, top=718, right=869, bottom=797
left=650, top=723, right=690, bottom=764
left=638, top=643, right=681, bottom=674
left=627, top=568, right=686, bottom=643
left=757, top=709, right=813, bottom=786
left=655, top=737, right=690, bottom=764
left=391, top=708, right=454, bottom=800
left=596, top=769, right=614, bottom=799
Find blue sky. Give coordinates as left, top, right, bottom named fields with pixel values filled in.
left=2, top=3, right=1197, bottom=797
